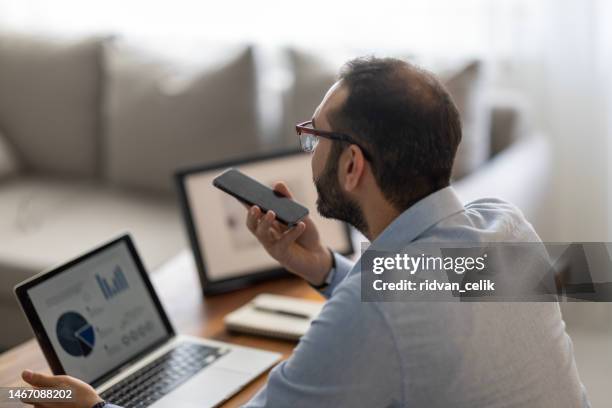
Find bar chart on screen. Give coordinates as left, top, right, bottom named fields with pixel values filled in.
left=96, top=266, right=129, bottom=300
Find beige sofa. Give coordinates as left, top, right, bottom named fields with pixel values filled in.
left=0, top=33, right=268, bottom=348
left=0, top=32, right=550, bottom=349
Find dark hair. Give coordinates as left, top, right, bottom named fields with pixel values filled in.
left=328, top=56, right=462, bottom=211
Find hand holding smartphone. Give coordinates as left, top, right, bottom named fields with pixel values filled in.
left=213, top=168, right=334, bottom=286
left=213, top=169, right=309, bottom=226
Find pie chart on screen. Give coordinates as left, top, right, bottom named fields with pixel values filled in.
left=56, top=311, right=95, bottom=357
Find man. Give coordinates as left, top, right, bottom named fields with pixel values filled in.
left=22, top=57, right=588, bottom=407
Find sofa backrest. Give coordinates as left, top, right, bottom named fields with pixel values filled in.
left=0, top=33, right=507, bottom=191
left=0, top=129, right=20, bottom=180
left=102, top=41, right=261, bottom=194
left=0, top=32, right=103, bottom=177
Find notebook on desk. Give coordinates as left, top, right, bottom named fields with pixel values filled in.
left=224, top=294, right=324, bottom=341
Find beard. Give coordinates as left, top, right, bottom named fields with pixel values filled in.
left=314, top=149, right=369, bottom=236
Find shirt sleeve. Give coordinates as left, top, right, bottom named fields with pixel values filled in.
left=243, top=277, right=402, bottom=408
left=319, top=252, right=355, bottom=299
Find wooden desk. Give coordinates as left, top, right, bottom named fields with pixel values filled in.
left=0, top=251, right=323, bottom=407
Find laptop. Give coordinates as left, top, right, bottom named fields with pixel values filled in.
left=14, top=234, right=281, bottom=408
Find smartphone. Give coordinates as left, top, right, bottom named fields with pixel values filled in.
left=213, top=168, right=309, bottom=226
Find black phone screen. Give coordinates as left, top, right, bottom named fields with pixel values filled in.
left=213, top=168, right=309, bottom=226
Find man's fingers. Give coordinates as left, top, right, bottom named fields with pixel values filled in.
left=22, top=370, right=57, bottom=387
left=273, top=220, right=289, bottom=233
left=253, top=210, right=280, bottom=246
left=246, top=206, right=262, bottom=232
left=247, top=208, right=288, bottom=250
left=256, top=210, right=275, bottom=236
left=278, top=222, right=306, bottom=248
left=269, top=227, right=282, bottom=240
left=273, top=182, right=293, bottom=199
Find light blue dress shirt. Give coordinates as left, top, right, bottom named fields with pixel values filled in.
left=107, top=186, right=589, bottom=408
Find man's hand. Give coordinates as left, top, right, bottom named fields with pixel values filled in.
left=21, top=370, right=103, bottom=408
left=246, top=182, right=333, bottom=286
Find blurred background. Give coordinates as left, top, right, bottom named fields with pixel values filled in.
left=0, top=0, right=611, bottom=404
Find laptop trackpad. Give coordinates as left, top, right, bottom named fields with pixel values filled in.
left=151, top=366, right=252, bottom=408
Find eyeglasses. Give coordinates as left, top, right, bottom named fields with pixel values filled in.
left=295, top=120, right=372, bottom=161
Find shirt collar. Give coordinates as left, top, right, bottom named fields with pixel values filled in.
left=367, top=186, right=465, bottom=252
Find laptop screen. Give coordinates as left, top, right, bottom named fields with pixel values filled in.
left=26, top=239, right=171, bottom=384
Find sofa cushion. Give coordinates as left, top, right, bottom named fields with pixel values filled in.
left=488, top=90, right=531, bottom=156
left=103, top=41, right=261, bottom=194
left=436, top=60, right=490, bottom=179
left=280, top=49, right=349, bottom=148
left=283, top=50, right=489, bottom=179
left=0, top=176, right=186, bottom=302
left=0, top=32, right=103, bottom=177
left=0, top=129, right=20, bottom=180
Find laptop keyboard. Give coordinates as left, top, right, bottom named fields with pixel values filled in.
left=100, top=342, right=229, bottom=408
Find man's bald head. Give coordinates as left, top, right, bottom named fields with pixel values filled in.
left=327, top=57, right=462, bottom=211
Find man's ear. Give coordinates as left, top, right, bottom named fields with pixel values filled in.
left=340, top=145, right=366, bottom=192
